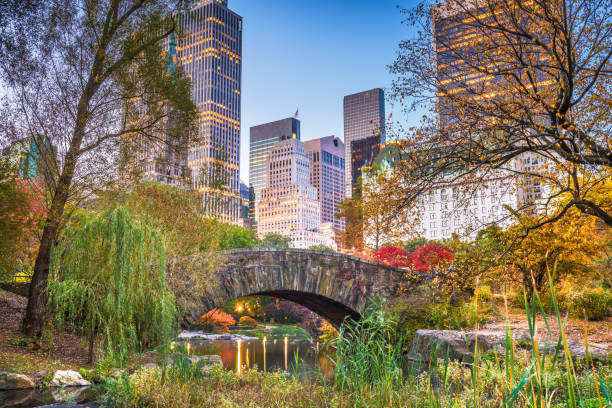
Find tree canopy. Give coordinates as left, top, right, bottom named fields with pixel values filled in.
left=47, top=206, right=175, bottom=364
left=388, top=0, right=612, bottom=232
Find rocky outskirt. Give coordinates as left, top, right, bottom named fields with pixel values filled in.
left=408, top=329, right=610, bottom=364
left=539, top=340, right=610, bottom=362
left=189, top=355, right=222, bottom=365
left=0, top=371, right=36, bottom=390
left=52, top=370, right=91, bottom=387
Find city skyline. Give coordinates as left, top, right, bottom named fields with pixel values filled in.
left=230, top=0, right=418, bottom=182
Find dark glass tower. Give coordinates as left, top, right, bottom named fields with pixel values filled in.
left=249, top=117, right=300, bottom=229
left=180, top=0, right=242, bottom=223
left=343, top=88, right=385, bottom=198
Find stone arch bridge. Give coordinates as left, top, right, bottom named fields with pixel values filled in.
left=171, top=248, right=419, bottom=327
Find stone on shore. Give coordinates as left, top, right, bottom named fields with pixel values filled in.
left=408, top=329, right=610, bottom=364
left=52, top=370, right=91, bottom=387
left=0, top=371, right=36, bottom=390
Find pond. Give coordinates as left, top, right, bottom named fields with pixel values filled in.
left=178, top=332, right=334, bottom=379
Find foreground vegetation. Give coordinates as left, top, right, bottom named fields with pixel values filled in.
left=100, top=282, right=611, bottom=408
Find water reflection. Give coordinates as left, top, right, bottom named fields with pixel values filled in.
left=184, top=336, right=333, bottom=379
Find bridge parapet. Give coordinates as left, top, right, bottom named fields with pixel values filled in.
left=171, top=248, right=412, bottom=327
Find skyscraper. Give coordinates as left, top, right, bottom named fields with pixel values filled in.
left=343, top=88, right=385, bottom=198
left=303, top=136, right=346, bottom=232
left=257, top=138, right=325, bottom=249
left=249, top=117, right=300, bottom=229
left=180, top=0, right=243, bottom=223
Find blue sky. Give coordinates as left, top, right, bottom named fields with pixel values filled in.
left=230, top=0, right=419, bottom=182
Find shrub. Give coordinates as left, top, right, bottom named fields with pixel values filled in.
left=270, top=325, right=309, bottom=339
left=411, top=242, right=454, bottom=272
left=263, top=300, right=317, bottom=324
left=476, top=284, right=492, bottom=303
left=238, top=316, right=258, bottom=327
left=568, top=287, right=612, bottom=321
left=196, top=308, right=235, bottom=326
left=373, top=246, right=412, bottom=267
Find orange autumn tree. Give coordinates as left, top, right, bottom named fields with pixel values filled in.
left=482, top=210, right=606, bottom=291
left=196, top=308, right=236, bottom=327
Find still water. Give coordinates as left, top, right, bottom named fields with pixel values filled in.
left=183, top=336, right=334, bottom=379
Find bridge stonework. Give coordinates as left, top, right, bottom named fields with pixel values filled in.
left=174, top=249, right=407, bottom=327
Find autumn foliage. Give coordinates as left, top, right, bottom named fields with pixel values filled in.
left=411, top=243, right=454, bottom=272
left=196, top=308, right=235, bottom=327
left=238, top=316, right=258, bottom=327
left=373, top=246, right=413, bottom=268
left=373, top=244, right=454, bottom=272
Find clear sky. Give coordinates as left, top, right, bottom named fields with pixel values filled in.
left=230, top=0, right=419, bottom=182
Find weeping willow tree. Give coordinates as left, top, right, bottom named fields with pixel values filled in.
left=47, top=206, right=176, bottom=364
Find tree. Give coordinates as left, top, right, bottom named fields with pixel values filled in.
left=482, top=211, right=605, bottom=292
left=335, top=198, right=364, bottom=252
left=219, top=225, right=258, bottom=250
left=411, top=242, right=454, bottom=273
left=196, top=308, right=235, bottom=327
left=0, top=158, right=45, bottom=280
left=1, top=0, right=197, bottom=336
left=47, top=207, right=175, bottom=364
left=373, top=246, right=413, bottom=268
left=259, top=233, right=292, bottom=249
left=309, top=244, right=335, bottom=252
left=361, top=166, right=420, bottom=251
left=389, top=0, right=612, bottom=232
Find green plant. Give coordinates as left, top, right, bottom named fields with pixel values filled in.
left=568, top=287, right=612, bottom=321
left=7, top=338, right=29, bottom=347
left=330, top=296, right=407, bottom=408
left=270, top=325, right=309, bottom=339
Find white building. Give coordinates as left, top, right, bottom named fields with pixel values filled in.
left=257, top=138, right=326, bottom=249
left=303, top=136, right=346, bottom=233
left=365, top=143, right=546, bottom=242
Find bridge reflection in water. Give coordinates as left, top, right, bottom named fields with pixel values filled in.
left=187, top=337, right=333, bottom=379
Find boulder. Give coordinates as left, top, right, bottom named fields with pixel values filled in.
left=539, top=340, right=610, bottom=362
left=51, top=370, right=91, bottom=387
left=408, top=330, right=610, bottom=365
left=0, top=371, right=36, bottom=390
left=189, top=355, right=222, bottom=366
left=408, top=329, right=532, bottom=363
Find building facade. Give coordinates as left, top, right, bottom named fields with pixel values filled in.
left=303, top=136, right=346, bottom=233
left=343, top=88, right=385, bottom=198
left=249, top=117, right=300, bottom=229
left=180, top=0, right=243, bottom=223
left=239, top=181, right=250, bottom=228
left=257, top=138, right=325, bottom=249
left=368, top=143, right=546, bottom=242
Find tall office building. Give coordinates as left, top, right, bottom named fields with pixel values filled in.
left=343, top=88, right=385, bottom=198
left=257, top=138, right=325, bottom=249
left=303, top=136, right=346, bottom=232
left=249, top=118, right=300, bottom=229
left=180, top=0, right=243, bottom=223
left=239, top=181, right=250, bottom=228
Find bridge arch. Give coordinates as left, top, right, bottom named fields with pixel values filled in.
left=171, top=249, right=406, bottom=327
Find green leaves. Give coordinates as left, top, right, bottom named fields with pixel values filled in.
left=47, top=206, right=176, bottom=365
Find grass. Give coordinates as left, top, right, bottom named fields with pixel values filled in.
left=104, top=262, right=612, bottom=408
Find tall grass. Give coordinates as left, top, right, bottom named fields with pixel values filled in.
left=329, top=296, right=407, bottom=407
left=330, top=265, right=610, bottom=408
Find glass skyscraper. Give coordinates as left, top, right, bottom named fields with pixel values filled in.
left=249, top=117, right=300, bottom=229
left=343, top=88, right=385, bottom=198
left=180, top=0, right=243, bottom=223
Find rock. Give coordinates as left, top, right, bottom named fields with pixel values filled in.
left=189, top=355, right=222, bottom=366
left=539, top=339, right=610, bottom=362
left=0, top=371, right=36, bottom=390
left=408, top=329, right=532, bottom=364
left=52, top=370, right=91, bottom=387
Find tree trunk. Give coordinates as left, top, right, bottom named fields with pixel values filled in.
left=21, top=218, right=59, bottom=336
left=88, top=331, right=95, bottom=364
